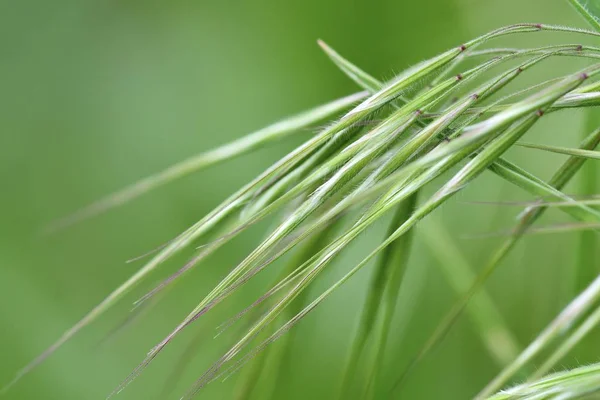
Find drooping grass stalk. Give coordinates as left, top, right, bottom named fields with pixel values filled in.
left=214, top=69, right=596, bottom=400
left=487, top=157, right=600, bottom=223
left=189, top=59, right=600, bottom=396
left=319, top=42, right=600, bottom=378
left=177, top=72, right=589, bottom=399
left=420, top=220, right=520, bottom=367
left=9, top=21, right=600, bottom=399
left=318, top=42, right=600, bottom=225
left=394, top=123, right=600, bottom=394
left=108, top=47, right=520, bottom=393
left=324, top=41, right=523, bottom=398
left=112, top=24, right=600, bottom=400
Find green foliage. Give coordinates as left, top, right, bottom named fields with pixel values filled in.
left=5, top=11, right=600, bottom=400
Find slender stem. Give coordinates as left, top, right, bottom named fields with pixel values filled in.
left=420, top=219, right=520, bottom=367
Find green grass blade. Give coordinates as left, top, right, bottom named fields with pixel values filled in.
left=488, top=157, right=600, bottom=223
left=420, top=220, right=520, bottom=367
left=567, top=0, right=600, bottom=32
left=518, top=141, right=600, bottom=158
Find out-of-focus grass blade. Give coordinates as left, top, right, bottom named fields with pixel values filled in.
left=567, top=0, right=600, bottom=32
left=465, top=221, right=600, bottom=238
left=465, top=196, right=600, bottom=207
left=420, top=220, right=520, bottom=366
left=518, top=141, right=600, bottom=158
left=44, top=91, right=368, bottom=233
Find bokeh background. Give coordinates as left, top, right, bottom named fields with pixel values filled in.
left=2, top=0, right=599, bottom=399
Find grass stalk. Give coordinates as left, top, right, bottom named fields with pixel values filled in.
left=420, top=220, right=520, bottom=367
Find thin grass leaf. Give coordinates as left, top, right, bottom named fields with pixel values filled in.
left=488, top=157, right=600, bottom=223
left=420, top=220, right=520, bottom=367
left=465, top=221, right=600, bottom=238
left=465, top=196, right=600, bottom=207
left=518, top=141, right=600, bottom=159
left=567, top=0, right=600, bottom=32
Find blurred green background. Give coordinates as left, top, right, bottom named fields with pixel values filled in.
left=1, top=0, right=599, bottom=399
